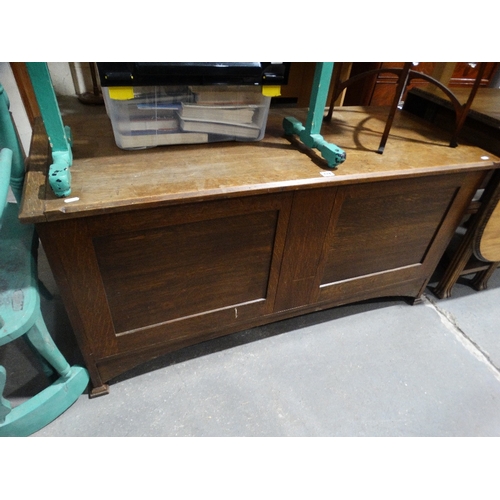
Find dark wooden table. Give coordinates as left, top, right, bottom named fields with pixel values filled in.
left=20, top=106, right=500, bottom=396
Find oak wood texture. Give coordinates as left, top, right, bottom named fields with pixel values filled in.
left=404, top=87, right=500, bottom=157
left=9, top=62, right=41, bottom=127
left=20, top=106, right=500, bottom=395
left=432, top=171, right=500, bottom=299
left=409, top=86, right=500, bottom=123
left=477, top=201, right=500, bottom=262
left=473, top=169, right=500, bottom=263
left=20, top=107, right=498, bottom=224
left=278, top=62, right=351, bottom=107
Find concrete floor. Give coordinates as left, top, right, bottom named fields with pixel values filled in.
left=3, top=242, right=499, bottom=437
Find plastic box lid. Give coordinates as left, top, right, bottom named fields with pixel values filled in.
left=97, top=62, right=290, bottom=87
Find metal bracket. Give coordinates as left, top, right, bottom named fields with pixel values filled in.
left=283, top=63, right=346, bottom=168
left=25, top=63, right=73, bottom=197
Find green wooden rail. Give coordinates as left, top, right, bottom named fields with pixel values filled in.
left=26, top=63, right=73, bottom=197
left=283, top=63, right=346, bottom=169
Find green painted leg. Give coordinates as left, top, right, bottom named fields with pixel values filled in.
left=26, top=313, right=72, bottom=379
left=0, top=366, right=12, bottom=423
left=305, top=62, right=335, bottom=136
left=23, top=335, right=57, bottom=380
left=283, top=63, right=346, bottom=169
left=0, top=313, right=89, bottom=436
left=0, top=85, right=24, bottom=203
left=25, top=63, right=73, bottom=198
left=283, top=116, right=347, bottom=168
left=0, top=365, right=89, bottom=437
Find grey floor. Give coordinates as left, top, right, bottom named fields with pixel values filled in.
left=3, top=241, right=500, bottom=437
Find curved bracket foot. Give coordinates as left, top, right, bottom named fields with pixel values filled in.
left=0, top=365, right=89, bottom=437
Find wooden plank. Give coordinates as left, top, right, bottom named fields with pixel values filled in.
left=18, top=106, right=500, bottom=224
left=274, top=187, right=338, bottom=311
left=20, top=118, right=50, bottom=223
left=478, top=201, right=500, bottom=262
left=9, top=62, right=41, bottom=127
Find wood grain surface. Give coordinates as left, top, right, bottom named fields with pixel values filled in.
left=20, top=106, right=499, bottom=224
left=21, top=105, right=500, bottom=394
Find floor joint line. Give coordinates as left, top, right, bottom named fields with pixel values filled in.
left=421, top=292, right=500, bottom=382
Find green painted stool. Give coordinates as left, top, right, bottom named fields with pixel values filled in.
left=0, top=83, right=88, bottom=437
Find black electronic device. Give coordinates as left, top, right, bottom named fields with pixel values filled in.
left=97, top=62, right=290, bottom=87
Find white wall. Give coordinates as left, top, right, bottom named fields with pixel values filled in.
left=47, top=62, right=93, bottom=96
left=0, top=62, right=94, bottom=155
left=0, top=62, right=33, bottom=155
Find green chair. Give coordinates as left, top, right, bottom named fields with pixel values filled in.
left=0, top=82, right=89, bottom=437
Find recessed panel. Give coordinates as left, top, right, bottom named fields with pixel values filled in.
left=93, top=210, right=279, bottom=333
left=321, top=177, right=458, bottom=285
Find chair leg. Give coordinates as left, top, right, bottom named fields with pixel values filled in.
left=471, top=262, right=500, bottom=291
left=23, top=335, right=57, bottom=380
left=26, top=312, right=72, bottom=380
left=0, top=312, right=89, bottom=436
left=377, top=63, right=412, bottom=154
left=432, top=243, right=473, bottom=299
left=0, top=365, right=12, bottom=423
left=0, top=364, right=89, bottom=436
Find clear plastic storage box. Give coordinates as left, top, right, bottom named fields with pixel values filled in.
left=102, top=85, right=272, bottom=150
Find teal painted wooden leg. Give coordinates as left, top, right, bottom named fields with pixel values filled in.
left=0, top=313, right=89, bottom=437
left=0, top=86, right=24, bottom=203
left=25, top=63, right=73, bottom=198
left=0, top=366, right=12, bottom=423
left=23, top=334, right=57, bottom=380
left=283, top=62, right=346, bottom=169
left=305, top=62, right=335, bottom=136
left=26, top=313, right=72, bottom=380
left=283, top=116, right=347, bottom=169
left=0, top=365, right=89, bottom=437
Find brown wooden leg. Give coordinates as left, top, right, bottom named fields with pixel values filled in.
left=432, top=243, right=473, bottom=299
left=408, top=296, right=424, bottom=306
left=89, top=384, right=110, bottom=398
left=377, top=63, right=412, bottom=154
left=471, top=262, right=500, bottom=291
left=449, top=63, right=487, bottom=148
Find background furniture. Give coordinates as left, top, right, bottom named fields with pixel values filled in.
left=404, top=87, right=500, bottom=297
left=0, top=84, right=88, bottom=436
left=404, top=87, right=500, bottom=156
left=327, top=63, right=489, bottom=154
left=276, top=62, right=499, bottom=110
left=341, top=62, right=500, bottom=107
left=19, top=102, right=500, bottom=397
left=475, top=183, right=500, bottom=264
left=432, top=171, right=500, bottom=298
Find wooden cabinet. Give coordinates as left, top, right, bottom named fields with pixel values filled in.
left=276, top=62, right=499, bottom=108
left=278, top=62, right=317, bottom=106
left=21, top=106, right=499, bottom=396
left=35, top=171, right=483, bottom=396
left=449, top=62, right=499, bottom=87
left=343, top=62, right=500, bottom=107
left=276, top=63, right=350, bottom=107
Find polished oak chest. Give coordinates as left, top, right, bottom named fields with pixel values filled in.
left=20, top=106, right=500, bottom=396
